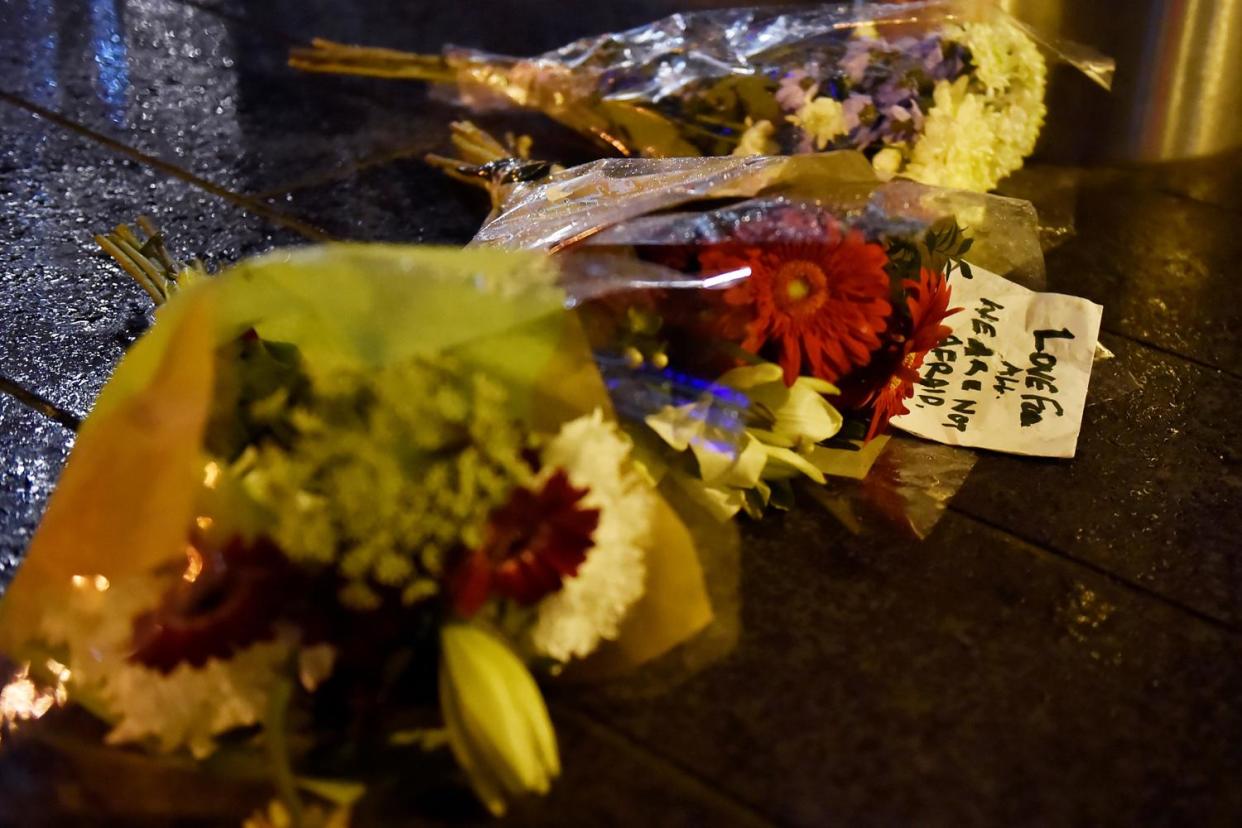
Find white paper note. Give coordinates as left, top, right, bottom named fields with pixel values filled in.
left=891, top=265, right=1104, bottom=458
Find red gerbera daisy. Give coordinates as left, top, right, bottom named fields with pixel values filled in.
left=865, top=267, right=961, bottom=441
left=448, top=470, right=600, bottom=618
left=129, top=535, right=290, bottom=673
left=699, top=223, right=892, bottom=386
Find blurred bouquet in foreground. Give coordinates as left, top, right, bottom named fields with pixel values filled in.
left=0, top=246, right=719, bottom=821
left=291, top=1, right=1113, bottom=191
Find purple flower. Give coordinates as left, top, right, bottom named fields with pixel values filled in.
left=841, top=93, right=872, bottom=132
left=841, top=40, right=873, bottom=84
left=872, top=77, right=913, bottom=109
left=852, top=126, right=877, bottom=148
left=892, top=36, right=919, bottom=55
left=931, top=41, right=967, bottom=81
left=774, top=29, right=971, bottom=160
left=908, top=100, right=925, bottom=132
left=775, top=69, right=817, bottom=112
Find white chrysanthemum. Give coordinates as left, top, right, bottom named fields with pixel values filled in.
left=39, top=574, right=293, bottom=759
left=529, top=410, right=652, bottom=662
left=731, top=119, right=778, bottom=157
left=905, top=22, right=1047, bottom=191
left=904, top=77, right=1000, bottom=191
left=953, top=20, right=1046, bottom=101
left=100, top=640, right=292, bottom=758
left=789, top=96, right=848, bottom=150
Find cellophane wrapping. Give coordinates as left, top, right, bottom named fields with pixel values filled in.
left=473, top=152, right=1044, bottom=531
left=436, top=1, right=1113, bottom=191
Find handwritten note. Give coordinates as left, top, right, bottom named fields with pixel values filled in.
left=891, top=265, right=1103, bottom=458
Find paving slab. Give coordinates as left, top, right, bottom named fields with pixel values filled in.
left=953, top=333, right=1242, bottom=627
left=568, top=509, right=1242, bottom=827
left=0, top=102, right=305, bottom=418
left=0, top=394, right=72, bottom=593
left=0, top=0, right=435, bottom=196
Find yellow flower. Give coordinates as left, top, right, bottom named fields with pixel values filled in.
left=731, top=119, right=778, bottom=157
left=871, top=146, right=904, bottom=181
left=439, top=624, right=559, bottom=816
left=852, top=21, right=880, bottom=40
left=718, top=362, right=843, bottom=483
left=644, top=361, right=843, bottom=519
left=789, top=96, right=848, bottom=150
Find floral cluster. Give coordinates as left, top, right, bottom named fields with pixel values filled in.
left=2, top=245, right=704, bottom=822
left=34, top=340, right=656, bottom=812
left=733, top=22, right=1047, bottom=191
left=291, top=7, right=1069, bottom=193
left=578, top=201, right=966, bottom=517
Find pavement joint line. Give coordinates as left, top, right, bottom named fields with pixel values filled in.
left=173, top=0, right=454, bottom=144
left=0, top=377, right=81, bottom=432
left=1149, top=184, right=1242, bottom=219
left=0, top=90, right=334, bottom=244
left=251, top=143, right=444, bottom=201
left=947, top=503, right=1241, bottom=636
left=1101, top=327, right=1242, bottom=384
left=1053, top=164, right=1242, bottom=219
left=550, top=703, right=783, bottom=828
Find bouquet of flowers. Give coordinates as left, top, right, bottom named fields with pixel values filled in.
left=0, top=245, right=720, bottom=822
left=290, top=1, right=1113, bottom=192
left=470, top=150, right=1055, bottom=520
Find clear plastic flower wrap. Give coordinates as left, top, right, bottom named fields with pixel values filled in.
left=291, top=1, right=1114, bottom=191
left=471, top=151, right=1058, bottom=526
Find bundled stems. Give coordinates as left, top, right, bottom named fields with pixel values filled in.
left=288, top=38, right=456, bottom=82
left=425, top=121, right=556, bottom=207
left=95, top=217, right=204, bottom=306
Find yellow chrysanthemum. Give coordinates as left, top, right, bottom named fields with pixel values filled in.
left=789, top=96, right=848, bottom=150
left=731, top=119, right=778, bottom=157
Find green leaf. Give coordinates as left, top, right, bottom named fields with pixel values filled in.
left=297, top=776, right=367, bottom=806
left=767, top=479, right=796, bottom=511
left=741, top=488, right=768, bottom=520
left=265, top=676, right=303, bottom=825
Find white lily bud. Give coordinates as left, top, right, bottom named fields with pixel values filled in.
left=439, top=624, right=559, bottom=816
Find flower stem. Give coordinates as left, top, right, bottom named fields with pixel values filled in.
left=423, top=121, right=554, bottom=207
left=265, top=676, right=304, bottom=828
left=288, top=38, right=456, bottom=81
left=95, top=217, right=204, bottom=306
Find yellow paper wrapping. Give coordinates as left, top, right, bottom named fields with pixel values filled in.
left=1, top=244, right=714, bottom=674
left=0, top=294, right=217, bottom=655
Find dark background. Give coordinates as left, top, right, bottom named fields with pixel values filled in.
left=0, top=1, right=1240, bottom=825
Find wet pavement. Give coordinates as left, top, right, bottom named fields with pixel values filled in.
left=1, top=1, right=1240, bottom=826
